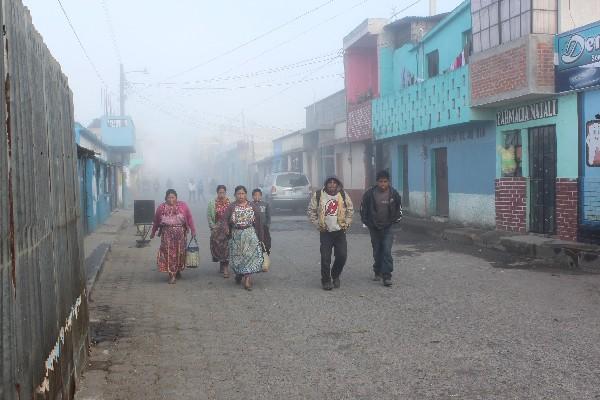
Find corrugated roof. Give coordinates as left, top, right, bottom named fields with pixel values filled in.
left=385, top=13, right=449, bottom=30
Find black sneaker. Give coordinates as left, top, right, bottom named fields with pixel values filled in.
left=332, top=278, right=340, bottom=289
left=372, top=272, right=381, bottom=281
left=383, top=278, right=392, bottom=287
left=322, top=280, right=333, bottom=291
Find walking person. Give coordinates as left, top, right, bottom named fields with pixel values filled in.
left=188, top=179, right=197, bottom=203
left=307, top=176, right=354, bottom=290
left=207, top=185, right=231, bottom=278
left=360, top=170, right=403, bottom=287
left=252, top=188, right=271, bottom=255
left=224, top=186, right=265, bottom=291
left=150, top=189, right=196, bottom=284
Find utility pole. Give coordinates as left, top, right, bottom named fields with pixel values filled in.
left=429, top=0, right=436, bottom=16
left=119, top=63, right=126, bottom=117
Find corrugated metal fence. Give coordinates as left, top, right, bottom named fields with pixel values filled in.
left=0, top=1, right=89, bottom=399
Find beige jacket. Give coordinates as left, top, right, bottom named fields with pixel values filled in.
left=307, top=189, right=354, bottom=232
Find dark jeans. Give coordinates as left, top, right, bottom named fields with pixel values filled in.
left=320, top=230, right=347, bottom=282
left=369, top=226, right=394, bottom=279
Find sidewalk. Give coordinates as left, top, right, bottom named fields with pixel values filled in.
left=84, top=209, right=132, bottom=295
left=397, top=215, right=600, bottom=273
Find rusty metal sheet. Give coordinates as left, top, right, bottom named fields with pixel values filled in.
left=0, top=1, right=89, bottom=399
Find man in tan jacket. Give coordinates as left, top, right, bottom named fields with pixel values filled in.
left=307, top=176, right=354, bottom=290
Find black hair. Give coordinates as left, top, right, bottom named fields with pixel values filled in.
left=234, top=185, right=247, bottom=194
left=252, top=188, right=262, bottom=196
left=376, top=170, right=390, bottom=181
left=216, top=185, right=226, bottom=193
left=165, top=189, right=177, bottom=200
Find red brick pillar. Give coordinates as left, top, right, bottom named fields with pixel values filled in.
left=556, top=178, right=578, bottom=242
left=495, top=178, right=527, bottom=233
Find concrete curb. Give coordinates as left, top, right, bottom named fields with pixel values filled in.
left=84, top=212, right=132, bottom=296
left=397, top=216, right=600, bottom=273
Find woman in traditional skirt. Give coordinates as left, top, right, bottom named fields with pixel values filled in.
left=207, top=185, right=231, bottom=278
left=150, top=189, right=196, bottom=284
left=224, top=186, right=264, bottom=291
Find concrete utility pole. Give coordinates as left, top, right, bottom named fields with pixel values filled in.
left=120, top=63, right=126, bottom=117
left=429, top=0, right=436, bottom=16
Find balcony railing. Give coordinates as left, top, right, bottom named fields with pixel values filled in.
left=373, top=66, right=481, bottom=140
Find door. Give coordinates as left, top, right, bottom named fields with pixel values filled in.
left=529, top=125, right=557, bottom=234
left=434, top=148, right=449, bottom=216
left=399, top=145, right=409, bottom=207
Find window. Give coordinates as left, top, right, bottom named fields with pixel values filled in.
left=462, top=30, right=473, bottom=60
left=501, top=131, right=522, bottom=177
left=427, top=50, right=439, bottom=78
left=471, top=0, right=556, bottom=52
left=276, top=173, right=309, bottom=188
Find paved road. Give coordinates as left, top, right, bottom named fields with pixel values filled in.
left=75, top=203, right=600, bottom=399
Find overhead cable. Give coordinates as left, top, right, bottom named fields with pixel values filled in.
left=164, top=0, right=337, bottom=80
left=56, top=0, right=109, bottom=88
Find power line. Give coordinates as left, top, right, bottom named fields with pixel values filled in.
left=164, top=0, right=338, bottom=80
left=133, top=51, right=341, bottom=88
left=56, top=0, right=109, bottom=88
left=177, top=72, right=344, bottom=91
left=165, top=0, right=365, bottom=95
left=249, top=50, right=343, bottom=111
left=100, top=0, right=122, bottom=64
left=391, top=0, right=423, bottom=19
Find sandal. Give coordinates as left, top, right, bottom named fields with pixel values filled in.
left=243, top=275, right=253, bottom=291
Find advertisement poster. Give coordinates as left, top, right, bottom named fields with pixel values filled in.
left=556, top=22, right=600, bottom=92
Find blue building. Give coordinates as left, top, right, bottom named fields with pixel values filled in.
left=75, top=115, right=136, bottom=234
left=372, top=0, right=496, bottom=226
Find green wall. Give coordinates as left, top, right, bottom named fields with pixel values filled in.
left=495, top=93, right=578, bottom=179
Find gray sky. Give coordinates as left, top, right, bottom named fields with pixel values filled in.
left=23, top=0, right=463, bottom=142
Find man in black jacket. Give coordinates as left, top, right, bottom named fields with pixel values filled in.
left=360, top=170, right=403, bottom=287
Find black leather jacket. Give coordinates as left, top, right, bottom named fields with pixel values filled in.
left=360, top=186, right=403, bottom=230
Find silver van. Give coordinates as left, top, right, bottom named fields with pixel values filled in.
left=262, top=172, right=311, bottom=211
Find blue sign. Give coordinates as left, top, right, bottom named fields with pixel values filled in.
left=556, top=21, right=600, bottom=92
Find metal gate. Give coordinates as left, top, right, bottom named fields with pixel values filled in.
left=529, top=125, right=557, bottom=234
left=434, top=148, right=449, bottom=216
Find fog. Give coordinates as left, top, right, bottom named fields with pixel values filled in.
left=22, top=0, right=463, bottom=198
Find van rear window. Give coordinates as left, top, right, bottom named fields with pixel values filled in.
left=276, top=174, right=308, bottom=187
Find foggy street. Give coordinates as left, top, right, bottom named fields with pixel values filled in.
left=74, top=203, right=600, bottom=400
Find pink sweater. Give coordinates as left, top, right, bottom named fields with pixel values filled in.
left=151, top=201, right=196, bottom=237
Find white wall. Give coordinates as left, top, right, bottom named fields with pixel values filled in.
left=333, top=142, right=368, bottom=191
left=560, top=0, right=600, bottom=33
left=281, top=133, right=303, bottom=153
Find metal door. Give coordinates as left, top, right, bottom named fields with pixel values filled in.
left=434, top=148, right=449, bottom=216
left=529, top=125, right=557, bottom=234
left=399, top=144, right=409, bottom=207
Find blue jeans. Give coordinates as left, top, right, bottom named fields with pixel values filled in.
left=369, top=226, right=394, bottom=278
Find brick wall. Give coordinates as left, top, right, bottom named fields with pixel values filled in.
left=496, top=177, right=527, bottom=233
left=471, top=45, right=527, bottom=103
left=347, top=101, right=372, bottom=141
left=556, top=178, right=578, bottom=241
left=536, top=41, right=555, bottom=89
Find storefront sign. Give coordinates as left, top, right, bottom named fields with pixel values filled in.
left=496, top=99, right=558, bottom=126
left=556, top=21, right=600, bottom=92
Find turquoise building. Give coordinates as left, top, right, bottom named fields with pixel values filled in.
left=373, top=0, right=496, bottom=226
